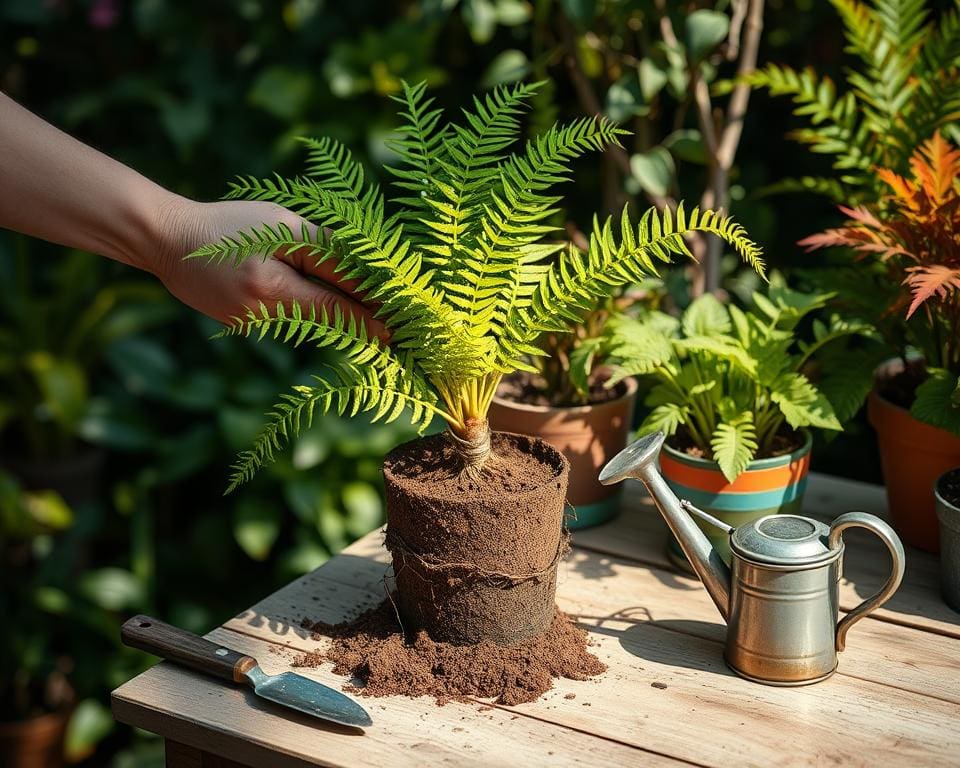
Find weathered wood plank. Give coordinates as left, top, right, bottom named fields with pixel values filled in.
left=113, top=629, right=682, bottom=768
left=276, top=537, right=960, bottom=705
left=165, top=740, right=251, bottom=768
left=223, top=538, right=960, bottom=768
left=573, top=474, right=960, bottom=638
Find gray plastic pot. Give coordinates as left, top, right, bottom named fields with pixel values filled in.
left=935, top=467, right=960, bottom=613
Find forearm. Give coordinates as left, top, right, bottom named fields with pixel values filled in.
left=0, top=91, right=176, bottom=274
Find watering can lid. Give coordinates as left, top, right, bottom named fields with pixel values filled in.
left=730, top=514, right=838, bottom=566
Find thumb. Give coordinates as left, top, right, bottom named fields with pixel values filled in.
left=267, top=264, right=389, bottom=343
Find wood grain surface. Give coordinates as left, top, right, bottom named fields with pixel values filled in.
left=112, top=473, right=960, bottom=767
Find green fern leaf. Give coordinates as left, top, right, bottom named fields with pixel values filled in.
left=227, top=361, right=442, bottom=492
left=682, top=294, right=732, bottom=337
left=770, top=372, right=842, bottom=431
left=911, top=368, right=960, bottom=437
left=640, top=403, right=690, bottom=437
left=711, top=416, right=759, bottom=482
left=503, top=204, right=764, bottom=366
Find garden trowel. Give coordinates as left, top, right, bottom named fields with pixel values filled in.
left=121, top=614, right=372, bottom=728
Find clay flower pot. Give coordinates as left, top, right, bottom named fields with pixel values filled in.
left=935, top=468, right=960, bottom=612
left=0, top=710, right=69, bottom=768
left=487, top=378, right=637, bottom=529
left=660, top=431, right=812, bottom=566
left=869, top=390, right=960, bottom=553
left=383, top=432, right=569, bottom=646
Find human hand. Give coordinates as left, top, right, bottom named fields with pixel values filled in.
left=150, top=197, right=386, bottom=339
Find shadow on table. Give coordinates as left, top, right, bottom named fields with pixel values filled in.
left=576, top=607, right=732, bottom=678
left=833, top=529, right=960, bottom=630
left=231, top=554, right=395, bottom=643
left=565, top=539, right=701, bottom=593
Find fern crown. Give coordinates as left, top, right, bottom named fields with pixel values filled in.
left=192, top=81, right=764, bottom=489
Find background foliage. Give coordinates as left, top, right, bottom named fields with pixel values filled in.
left=0, top=0, right=912, bottom=764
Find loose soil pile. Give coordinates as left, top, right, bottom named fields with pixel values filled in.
left=295, top=601, right=606, bottom=706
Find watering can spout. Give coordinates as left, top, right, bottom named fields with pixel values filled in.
left=600, top=432, right=732, bottom=621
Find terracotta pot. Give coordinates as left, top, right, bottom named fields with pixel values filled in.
left=661, top=432, right=812, bottom=567
left=0, top=711, right=68, bottom=768
left=488, top=378, right=637, bottom=529
left=868, top=389, right=960, bottom=553
left=935, top=468, right=960, bottom=612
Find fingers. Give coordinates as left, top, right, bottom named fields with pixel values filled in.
left=274, top=238, right=365, bottom=300
left=263, top=262, right=389, bottom=343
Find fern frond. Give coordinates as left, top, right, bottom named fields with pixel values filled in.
left=711, top=416, right=758, bottom=482
left=501, top=204, right=764, bottom=366
left=218, top=300, right=386, bottom=365
left=222, top=173, right=493, bottom=378
left=227, top=360, right=444, bottom=492
left=297, top=136, right=375, bottom=203
left=448, top=117, right=627, bottom=342
left=187, top=220, right=324, bottom=266
left=424, top=81, right=541, bottom=270
left=750, top=0, right=960, bottom=199
left=385, top=80, right=449, bottom=224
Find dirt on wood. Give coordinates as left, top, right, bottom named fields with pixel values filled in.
left=295, top=601, right=606, bottom=706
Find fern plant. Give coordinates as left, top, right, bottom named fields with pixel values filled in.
left=593, top=277, right=878, bottom=480
left=192, top=81, right=764, bottom=489
left=741, top=0, right=960, bottom=203
left=800, top=131, right=960, bottom=436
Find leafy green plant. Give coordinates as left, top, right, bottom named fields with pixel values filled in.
left=801, top=131, right=960, bottom=435
left=0, top=246, right=174, bottom=461
left=513, top=278, right=665, bottom=407
left=193, top=81, right=763, bottom=485
left=742, top=0, right=960, bottom=203
left=593, top=277, right=878, bottom=480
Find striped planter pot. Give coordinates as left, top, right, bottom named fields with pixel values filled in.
left=660, top=432, right=813, bottom=567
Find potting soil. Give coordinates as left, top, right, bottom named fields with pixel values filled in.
left=294, top=601, right=605, bottom=706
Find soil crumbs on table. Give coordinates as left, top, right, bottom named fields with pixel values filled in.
left=294, top=601, right=605, bottom=706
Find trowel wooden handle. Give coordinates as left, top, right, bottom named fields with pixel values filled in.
left=121, top=614, right=257, bottom=683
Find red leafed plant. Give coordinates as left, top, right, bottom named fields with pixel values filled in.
left=800, top=131, right=960, bottom=436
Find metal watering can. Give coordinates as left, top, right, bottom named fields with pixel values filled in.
left=599, top=432, right=906, bottom=686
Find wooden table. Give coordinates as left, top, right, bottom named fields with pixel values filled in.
left=112, top=473, right=960, bottom=767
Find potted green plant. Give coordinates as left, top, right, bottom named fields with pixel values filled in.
left=487, top=284, right=668, bottom=529
left=193, top=81, right=762, bottom=659
left=589, top=278, right=877, bottom=564
left=936, top=467, right=960, bottom=612
left=0, top=247, right=174, bottom=503
left=801, top=131, right=960, bottom=552
left=745, top=0, right=960, bottom=206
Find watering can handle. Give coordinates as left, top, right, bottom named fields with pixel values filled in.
left=828, top=511, right=906, bottom=651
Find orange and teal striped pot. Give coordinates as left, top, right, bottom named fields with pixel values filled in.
left=661, top=431, right=813, bottom=566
